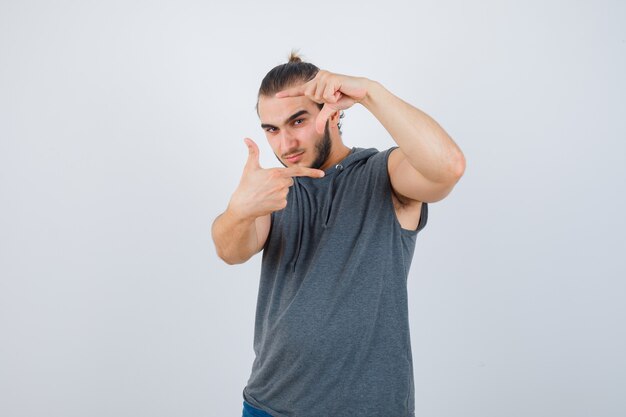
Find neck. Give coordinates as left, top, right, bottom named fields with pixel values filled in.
left=320, top=141, right=351, bottom=171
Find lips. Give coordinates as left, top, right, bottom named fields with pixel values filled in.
left=285, top=152, right=304, bottom=163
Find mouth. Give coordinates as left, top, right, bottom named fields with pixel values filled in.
left=284, top=151, right=304, bottom=164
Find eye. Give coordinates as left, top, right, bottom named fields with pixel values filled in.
left=265, top=127, right=277, bottom=133
left=294, top=118, right=304, bottom=126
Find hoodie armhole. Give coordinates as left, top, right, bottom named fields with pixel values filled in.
left=382, top=147, right=429, bottom=235
left=411, top=202, right=429, bottom=234
left=260, top=213, right=274, bottom=252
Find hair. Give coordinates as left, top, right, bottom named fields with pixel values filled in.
left=257, top=50, right=344, bottom=133
left=257, top=50, right=319, bottom=100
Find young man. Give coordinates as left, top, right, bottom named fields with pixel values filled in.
left=212, top=53, right=465, bottom=417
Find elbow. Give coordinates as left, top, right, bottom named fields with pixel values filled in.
left=430, top=151, right=465, bottom=203
left=211, top=220, right=249, bottom=265
left=214, top=245, right=251, bottom=265
left=218, top=254, right=239, bottom=266
left=450, top=149, right=466, bottom=181
left=215, top=249, right=245, bottom=265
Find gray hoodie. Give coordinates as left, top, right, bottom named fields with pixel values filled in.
left=244, top=147, right=428, bottom=417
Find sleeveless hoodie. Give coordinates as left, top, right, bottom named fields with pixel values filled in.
left=243, top=147, right=428, bottom=417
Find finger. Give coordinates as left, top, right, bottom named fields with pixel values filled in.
left=305, top=83, right=321, bottom=103
left=243, top=138, right=261, bottom=170
left=281, top=166, right=325, bottom=178
left=275, top=83, right=307, bottom=98
left=323, top=85, right=340, bottom=103
left=315, top=104, right=337, bottom=134
left=313, top=81, right=325, bottom=102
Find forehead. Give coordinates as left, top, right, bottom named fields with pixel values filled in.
left=258, top=94, right=319, bottom=125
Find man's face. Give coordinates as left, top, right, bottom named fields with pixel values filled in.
left=258, top=94, right=332, bottom=170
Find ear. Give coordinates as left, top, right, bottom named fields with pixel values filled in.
left=328, top=110, right=341, bottom=127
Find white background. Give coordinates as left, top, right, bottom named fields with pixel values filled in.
left=1, top=1, right=625, bottom=416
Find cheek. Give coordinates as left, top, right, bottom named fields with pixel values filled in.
left=301, top=126, right=321, bottom=145
left=268, top=140, right=281, bottom=155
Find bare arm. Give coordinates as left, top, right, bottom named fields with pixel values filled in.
left=362, top=80, right=465, bottom=203
left=277, top=72, right=466, bottom=203
left=211, top=211, right=270, bottom=265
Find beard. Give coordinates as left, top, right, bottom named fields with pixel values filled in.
left=275, top=121, right=332, bottom=169
left=310, top=122, right=332, bottom=170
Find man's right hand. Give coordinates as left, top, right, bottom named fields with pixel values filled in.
left=227, top=138, right=325, bottom=220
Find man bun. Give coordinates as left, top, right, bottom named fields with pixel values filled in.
left=288, top=50, right=303, bottom=64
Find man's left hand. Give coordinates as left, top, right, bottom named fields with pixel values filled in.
left=276, top=70, right=370, bottom=133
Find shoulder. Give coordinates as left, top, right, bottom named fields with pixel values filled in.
left=349, top=147, right=392, bottom=173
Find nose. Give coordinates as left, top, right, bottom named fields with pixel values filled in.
left=279, top=129, right=298, bottom=154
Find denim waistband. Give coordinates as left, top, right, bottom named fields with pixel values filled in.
left=242, top=400, right=274, bottom=417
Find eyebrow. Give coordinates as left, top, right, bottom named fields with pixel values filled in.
left=261, top=110, right=310, bottom=130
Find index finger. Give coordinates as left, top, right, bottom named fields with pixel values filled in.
left=275, top=84, right=307, bottom=98
left=281, top=166, right=325, bottom=178
left=315, top=103, right=337, bottom=134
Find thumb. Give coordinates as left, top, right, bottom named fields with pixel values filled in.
left=243, top=138, right=261, bottom=170
left=316, top=104, right=337, bottom=134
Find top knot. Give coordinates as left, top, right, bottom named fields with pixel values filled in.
left=288, top=50, right=302, bottom=64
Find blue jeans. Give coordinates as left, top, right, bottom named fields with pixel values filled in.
left=242, top=400, right=274, bottom=417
